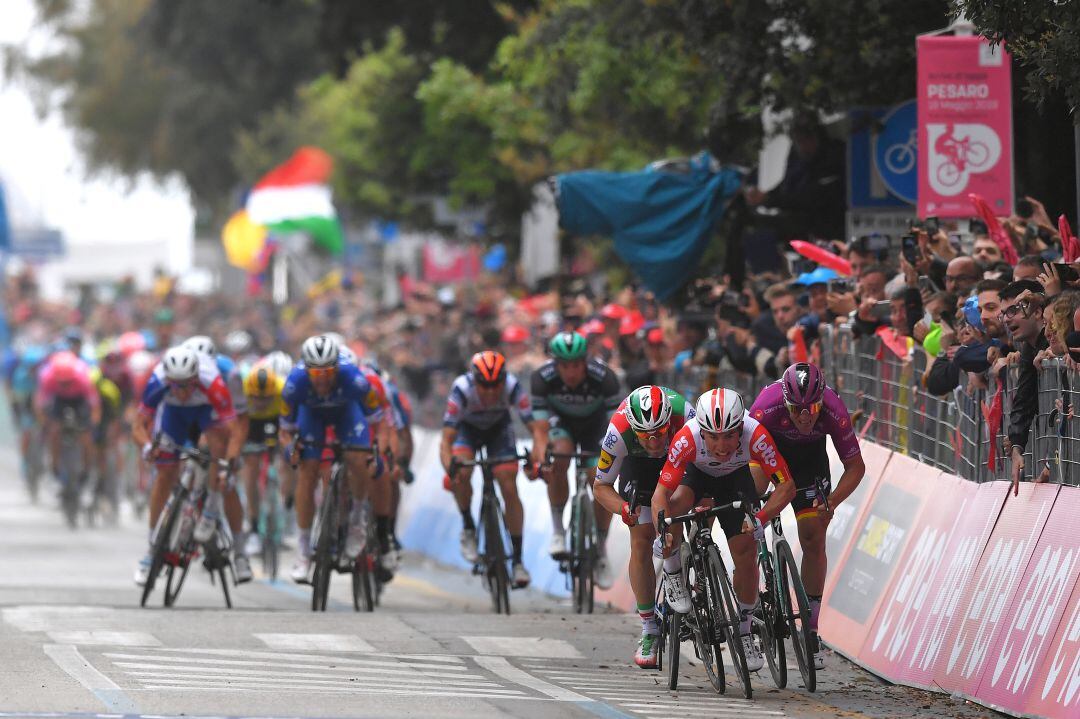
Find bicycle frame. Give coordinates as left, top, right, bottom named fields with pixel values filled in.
left=546, top=449, right=599, bottom=613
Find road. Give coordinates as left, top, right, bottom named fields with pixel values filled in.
left=0, top=443, right=995, bottom=719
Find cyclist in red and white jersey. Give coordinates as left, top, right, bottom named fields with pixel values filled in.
left=653, top=388, right=796, bottom=672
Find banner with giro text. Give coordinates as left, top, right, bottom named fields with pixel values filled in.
left=917, top=35, right=1013, bottom=218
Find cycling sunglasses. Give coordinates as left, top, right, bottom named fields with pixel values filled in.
left=785, top=400, right=823, bottom=417
left=168, top=378, right=198, bottom=390
left=306, top=365, right=338, bottom=380
left=634, top=424, right=670, bottom=441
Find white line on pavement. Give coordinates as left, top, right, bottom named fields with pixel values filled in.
left=463, top=636, right=583, bottom=658
left=105, top=656, right=483, bottom=681
left=47, top=631, right=162, bottom=647
left=124, top=672, right=519, bottom=693
left=43, top=644, right=138, bottom=714
left=105, top=649, right=468, bottom=673
left=116, top=665, right=500, bottom=688
left=132, top=680, right=547, bottom=700
left=254, top=633, right=375, bottom=652
left=619, top=703, right=785, bottom=717
left=471, top=656, right=589, bottom=701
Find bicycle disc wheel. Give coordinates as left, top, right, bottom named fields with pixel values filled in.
left=667, top=610, right=681, bottom=691
left=759, top=559, right=786, bottom=688
left=688, top=551, right=725, bottom=693
left=777, top=540, right=816, bottom=692
left=707, top=545, right=752, bottom=699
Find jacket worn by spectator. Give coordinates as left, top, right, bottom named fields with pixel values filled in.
left=1008, top=333, right=1049, bottom=452
left=924, top=339, right=1002, bottom=396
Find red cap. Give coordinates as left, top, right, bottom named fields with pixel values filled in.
left=600, top=303, right=627, bottom=321
left=619, top=310, right=645, bottom=336
left=501, top=325, right=529, bottom=343
left=646, top=327, right=665, bottom=345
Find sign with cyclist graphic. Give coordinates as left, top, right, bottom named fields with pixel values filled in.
left=917, top=35, right=1013, bottom=218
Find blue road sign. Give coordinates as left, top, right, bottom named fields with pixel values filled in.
left=848, top=102, right=916, bottom=209
left=873, top=100, right=918, bottom=205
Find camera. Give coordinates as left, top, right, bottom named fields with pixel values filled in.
left=827, top=278, right=854, bottom=294
left=924, top=216, right=940, bottom=235
left=1016, top=198, right=1034, bottom=220
left=901, top=234, right=920, bottom=265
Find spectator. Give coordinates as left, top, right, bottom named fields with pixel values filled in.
left=972, top=236, right=1004, bottom=266
left=624, top=326, right=668, bottom=388
left=999, top=280, right=1048, bottom=493
left=944, top=256, right=981, bottom=298
left=1013, top=255, right=1044, bottom=282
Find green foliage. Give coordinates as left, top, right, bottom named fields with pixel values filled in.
left=958, top=0, right=1080, bottom=117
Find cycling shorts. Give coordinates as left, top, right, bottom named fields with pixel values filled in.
left=679, top=463, right=758, bottom=540
left=616, top=455, right=667, bottom=508
left=547, top=413, right=606, bottom=468
left=296, top=403, right=372, bottom=460
left=452, top=421, right=517, bottom=461
left=243, top=417, right=281, bottom=455
left=48, top=397, right=92, bottom=430
left=769, top=436, right=832, bottom=520
left=154, top=404, right=218, bottom=464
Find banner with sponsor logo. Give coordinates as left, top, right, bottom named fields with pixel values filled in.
left=917, top=35, right=1013, bottom=218
left=859, top=478, right=1007, bottom=688
left=824, top=442, right=891, bottom=579
left=1026, top=564, right=1080, bottom=718
left=931, top=482, right=1059, bottom=697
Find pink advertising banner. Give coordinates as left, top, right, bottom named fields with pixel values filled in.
left=917, top=35, right=1013, bottom=218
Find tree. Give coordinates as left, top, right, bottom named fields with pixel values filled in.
left=957, top=0, right=1080, bottom=117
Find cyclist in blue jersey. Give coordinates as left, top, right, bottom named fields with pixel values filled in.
left=281, top=334, right=384, bottom=583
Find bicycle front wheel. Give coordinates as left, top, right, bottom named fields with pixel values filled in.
left=759, top=555, right=786, bottom=688
left=141, top=489, right=184, bottom=607
left=572, top=491, right=595, bottom=614
left=777, top=539, right=816, bottom=692
left=688, top=549, right=725, bottom=693
left=707, top=544, right=752, bottom=699
left=667, top=609, right=681, bottom=690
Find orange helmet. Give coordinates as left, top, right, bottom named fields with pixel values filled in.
left=469, top=350, right=506, bottom=386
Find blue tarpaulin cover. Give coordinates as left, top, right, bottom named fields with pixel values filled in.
left=556, top=152, right=742, bottom=299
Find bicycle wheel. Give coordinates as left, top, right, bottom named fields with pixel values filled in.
left=310, top=470, right=340, bottom=611
left=163, top=558, right=190, bottom=608
left=688, top=549, right=725, bottom=693
left=707, top=545, right=752, bottom=699
left=759, top=557, right=786, bottom=688
left=572, top=492, right=595, bottom=614
left=352, top=555, right=376, bottom=612
left=776, top=539, right=816, bottom=692
left=219, top=567, right=232, bottom=609
left=481, top=493, right=511, bottom=615
left=140, top=489, right=184, bottom=607
left=667, top=609, right=681, bottom=691
left=263, top=504, right=279, bottom=582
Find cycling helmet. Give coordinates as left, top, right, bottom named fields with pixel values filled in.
left=469, top=350, right=506, bottom=386
left=224, top=330, right=253, bottom=356
left=549, top=331, right=587, bottom=361
left=183, top=335, right=216, bottom=359
left=624, top=385, right=672, bottom=433
left=117, top=331, right=146, bottom=358
left=695, top=388, right=745, bottom=434
left=52, top=352, right=79, bottom=383
left=301, top=334, right=339, bottom=368
left=162, top=346, right=200, bottom=382
left=781, top=362, right=826, bottom=408
left=265, top=350, right=294, bottom=378
left=243, top=363, right=279, bottom=397
left=338, top=345, right=358, bottom=364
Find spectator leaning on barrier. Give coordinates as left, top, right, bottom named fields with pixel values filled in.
left=999, top=280, right=1049, bottom=493
left=924, top=281, right=1005, bottom=396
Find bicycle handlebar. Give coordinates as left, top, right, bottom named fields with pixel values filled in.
left=451, top=452, right=531, bottom=472
left=656, top=500, right=749, bottom=529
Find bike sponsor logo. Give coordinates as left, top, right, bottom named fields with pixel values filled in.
left=668, top=435, right=689, bottom=465
left=751, top=433, right=777, bottom=468
left=603, top=431, right=617, bottom=450
left=598, top=450, right=613, bottom=471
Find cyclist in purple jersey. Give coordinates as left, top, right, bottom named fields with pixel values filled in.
left=749, top=362, right=866, bottom=671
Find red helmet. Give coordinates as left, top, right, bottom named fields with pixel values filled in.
left=619, top=310, right=645, bottom=336
left=469, top=350, right=506, bottom=386
left=600, top=303, right=627, bottom=321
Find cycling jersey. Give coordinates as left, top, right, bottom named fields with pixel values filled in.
left=282, top=360, right=383, bottom=458
left=216, top=355, right=248, bottom=416
left=748, top=382, right=861, bottom=461
left=442, top=373, right=534, bottom=431
left=658, top=412, right=791, bottom=491
left=382, top=371, right=412, bottom=430
left=245, top=375, right=287, bottom=421
left=35, top=356, right=100, bottom=414
left=530, top=358, right=621, bottom=422
left=594, top=387, right=692, bottom=487
left=139, top=353, right=235, bottom=421
left=90, top=367, right=123, bottom=422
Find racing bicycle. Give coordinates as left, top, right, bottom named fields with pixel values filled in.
left=545, top=449, right=600, bottom=613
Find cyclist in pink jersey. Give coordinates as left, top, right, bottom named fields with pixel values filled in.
left=749, top=362, right=866, bottom=670
left=35, top=350, right=101, bottom=481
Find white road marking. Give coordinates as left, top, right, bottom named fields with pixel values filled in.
left=254, top=633, right=374, bottom=652
left=5, top=606, right=106, bottom=632
left=113, top=648, right=469, bottom=673
left=472, top=656, right=589, bottom=701
left=42, top=644, right=138, bottom=714
left=48, top=631, right=161, bottom=647
left=463, top=635, right=582, bottom=658
left=115, top=664, right=499, bottom=687
left=132, top=679, right=548, bottom=700
left=621, top=703, right=784, bottom=717
left=105, top=655, right=481, bottom=681
left=123, top=671, right=519, bottom=693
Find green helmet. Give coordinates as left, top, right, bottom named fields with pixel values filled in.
left=549, top=331, right=587, bottom=361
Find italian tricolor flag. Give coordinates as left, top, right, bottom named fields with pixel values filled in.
left=246, top=146, right=344, bottom=255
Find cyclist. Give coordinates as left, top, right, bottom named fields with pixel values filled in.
left=529, top=331, right=621, bottom=587
left=357, top=357, right=401, bottom=577
left=183, top=335, right=254, bottom=582
left=240, top=361, right=288, bottom=558
left=36, top=350, right=101, bottom=497
left=281, top=334, right=383, bottom=583
left=441, top=350, right=543, bottom=589
left=592, top=385, right=693, bottom=668
left=132, top=346, right=244, bottom=586
left=265, top=351, right=299, bottom=524
left=380, top=365, right=414, bottom=557
left=652, top=388, right=796, bottom=673
left=89, top=360, right=123, bottom=520
left=749, top=362, right=864, bottom=669
left=9, top=345, right=49, bottom=484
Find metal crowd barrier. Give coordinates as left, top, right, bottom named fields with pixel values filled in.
left=819, top=324, right=1077, bottom=487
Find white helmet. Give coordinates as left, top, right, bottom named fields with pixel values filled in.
left=183, top=335, right=216, bottom=359
left=338, top=345, right=357, bottom=364
left=265, top=350, right=294, bottom=378
left=694, top=388, right=745, bottom=434
left=624, top=385, right=673, bottom=434
left=162, top=346, right=200, bottom=382
left=224, top=330, right=253, bottom=356
left=301, top=334, right=339, bottom=368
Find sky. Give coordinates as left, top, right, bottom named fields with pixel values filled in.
left=0, top=0, right=193, bottom=270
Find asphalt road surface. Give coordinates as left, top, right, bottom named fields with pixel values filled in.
left=0, top=443, right=996, bottom=719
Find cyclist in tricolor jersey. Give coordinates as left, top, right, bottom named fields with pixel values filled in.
left=653, top=387, right=796, bottom=673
